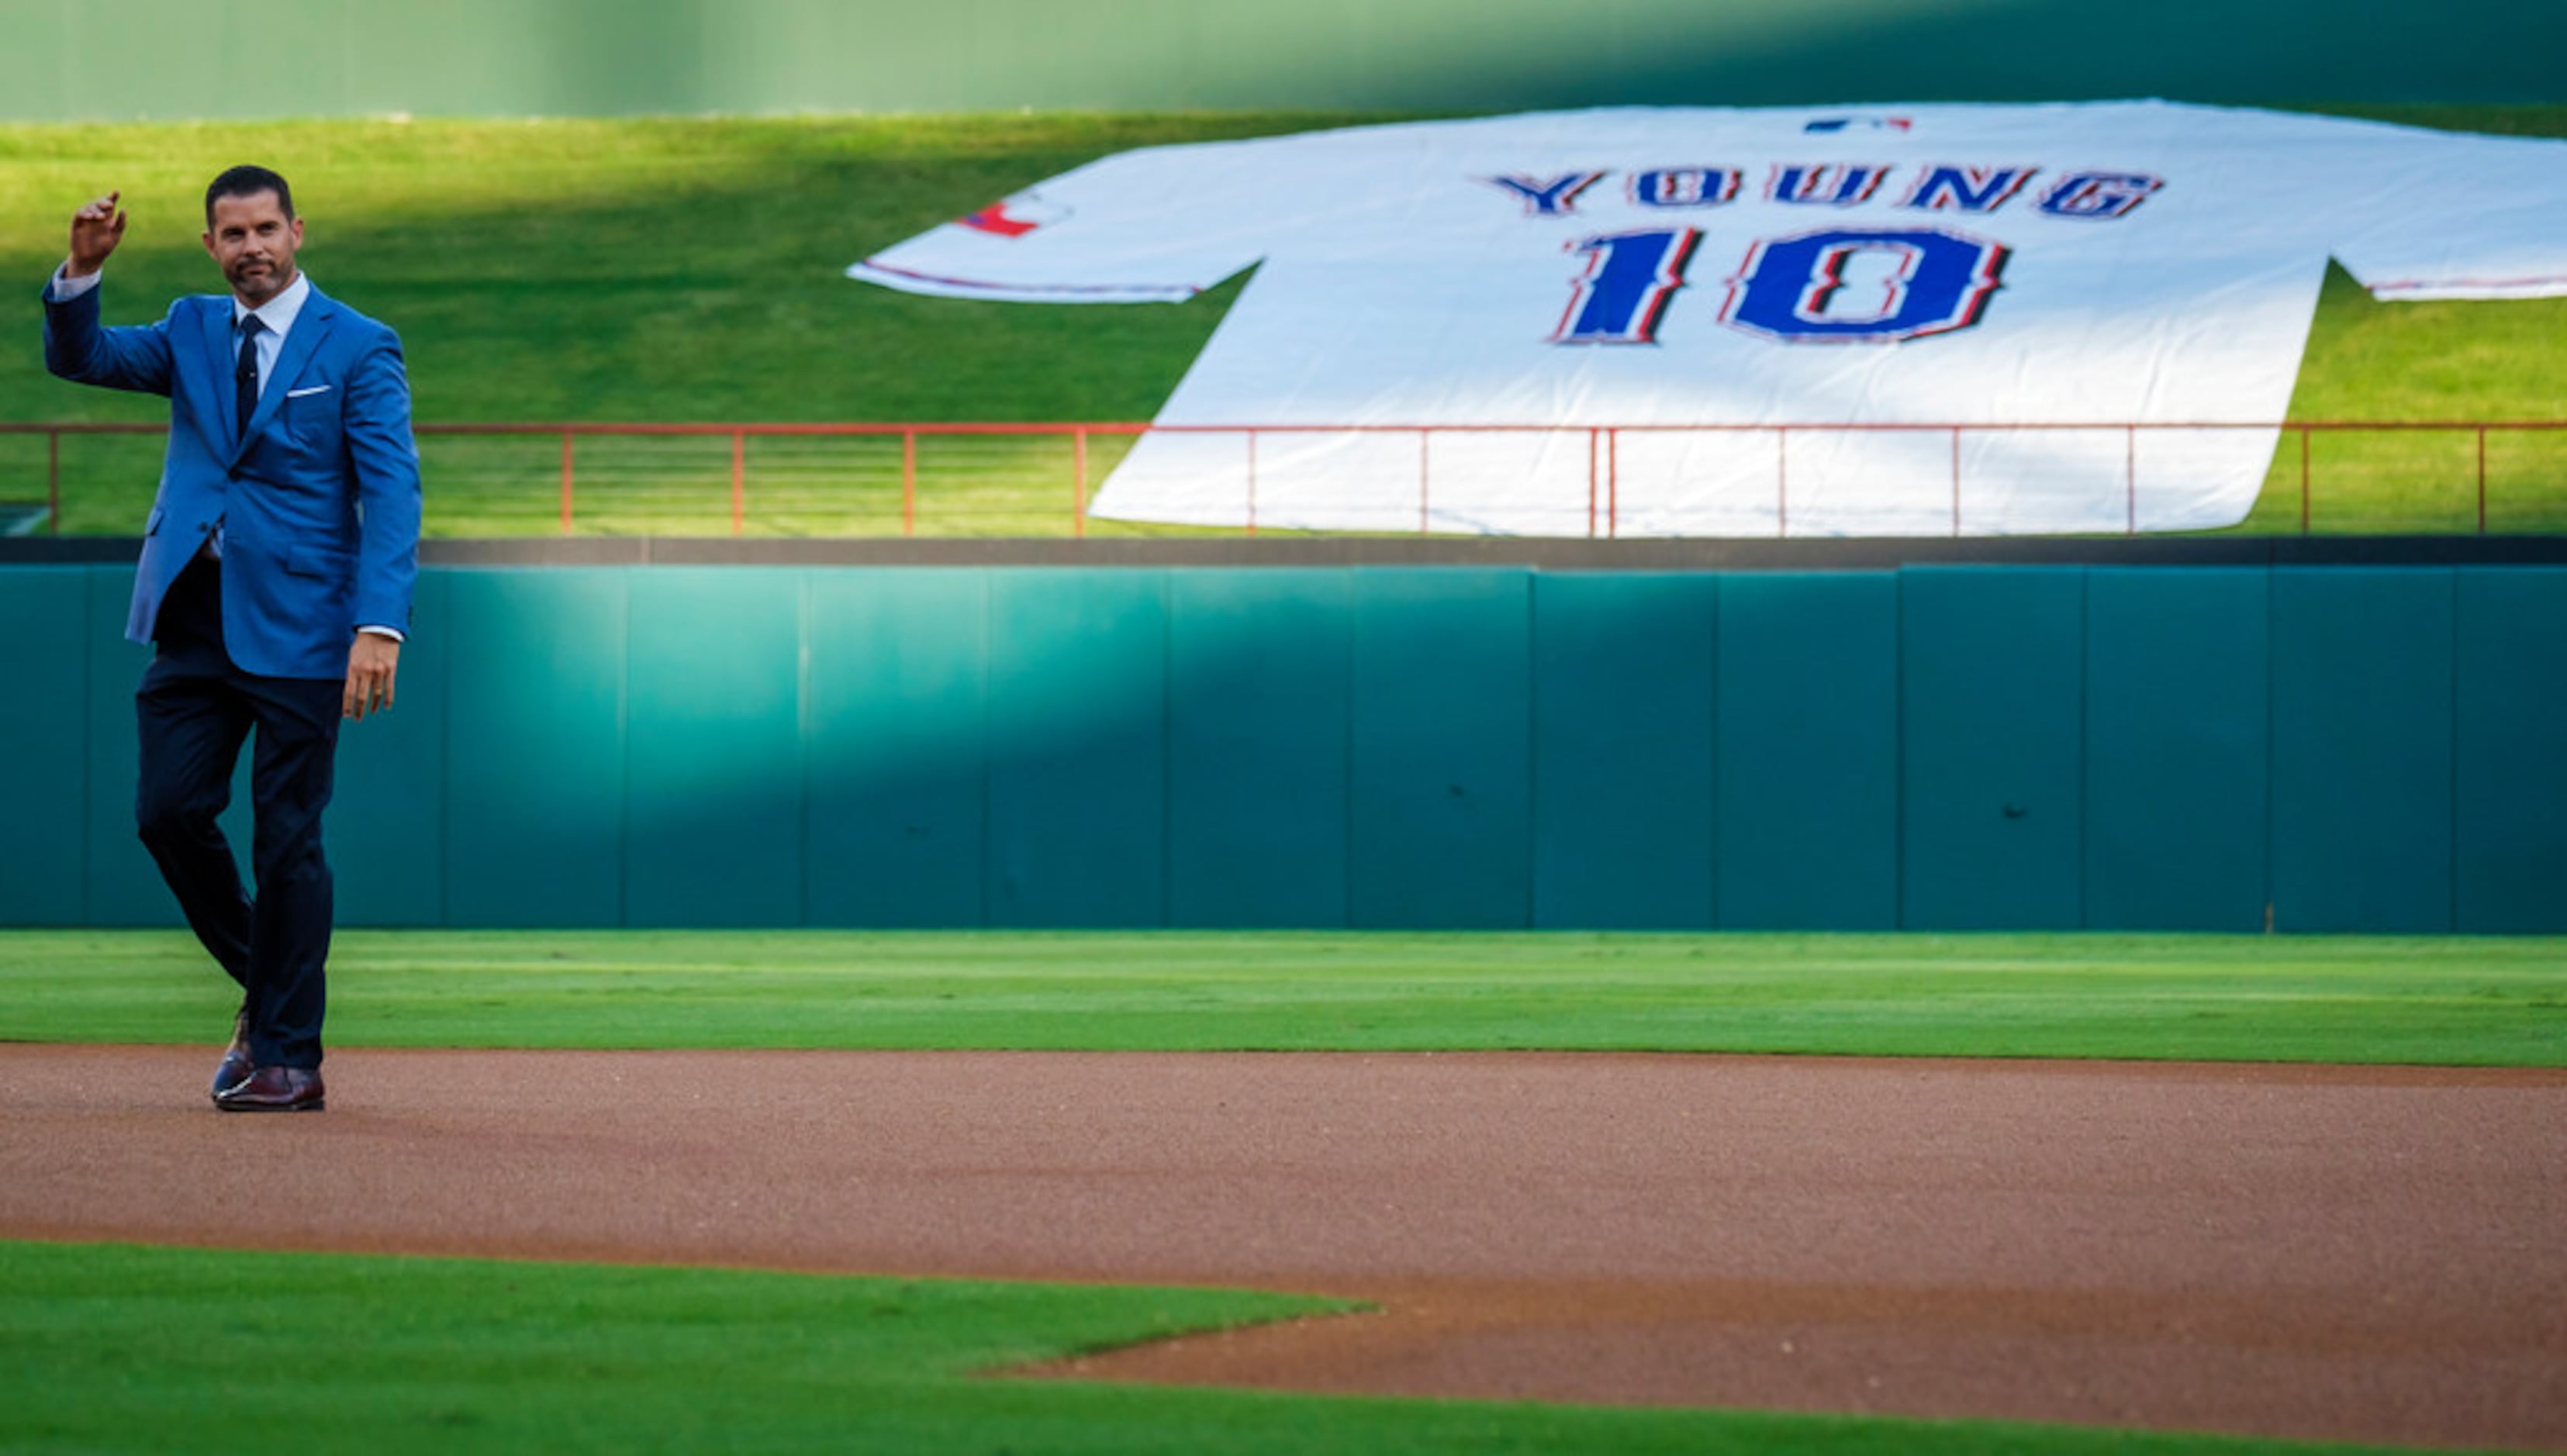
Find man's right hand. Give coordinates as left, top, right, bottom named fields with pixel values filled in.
left=65, top=191, right=126, bottom=278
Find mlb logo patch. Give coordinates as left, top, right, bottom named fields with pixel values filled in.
left=1805, top=116, right=1913, bottom=133
left=956, top=192, right=1071, bottom=237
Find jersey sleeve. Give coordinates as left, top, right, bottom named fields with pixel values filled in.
left=2325, top=126, right=2567, bottom=302
left=847, top=143, right=1271, bottom=305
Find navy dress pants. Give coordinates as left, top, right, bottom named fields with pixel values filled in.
left=134, top=554, right=344, bottom=1071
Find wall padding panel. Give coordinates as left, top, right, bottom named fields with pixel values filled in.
left=1532, top=572, right=1718, bottom=930
left=2083, top=568, right=2270, bottom=931
left=1900, top=568, right=2085, bottom=930
left=1349, top=570, right=1532, bottom=930
left=2455, top=568, right=2567, bottom=933
left=0, top=570, right=90, bottom=923
left=1712, top=573, right=1899, bottom=930
left=985, top=570, right=1169, bottom=927
left=624, top=569, right=807, bottom=927
left=805, top=569, right=990, bottom=928
left=1166, top=570, right=1353, bottom=928
left=442, top=568, right=628, bottom=926
left=2270, top=569, right=2455, bottom=933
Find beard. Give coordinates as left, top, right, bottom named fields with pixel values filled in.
left=226, top=257, right=292, bottom=303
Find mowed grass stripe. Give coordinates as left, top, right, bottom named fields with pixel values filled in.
left=0, top=1240, right=2464, bottom=1456
left=5, top=930, right=2562, bottom=1065
left=4, top=109, right=2565, bottom=537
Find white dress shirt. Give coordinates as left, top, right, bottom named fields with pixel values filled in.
left=232, top=270, right=310, bottom=397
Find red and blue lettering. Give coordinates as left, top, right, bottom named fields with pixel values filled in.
left=2037, top=172, right=2163, bottom=219
left=1767, top=164, right=1895, bottom=205
left=1482, top=171, right=1610, bottom=217
left=1898, top=165, right=2039, bottom=213
left=1553, top=228, right=1702, bottom=344
left=1719, top=226, right=2009, bottom=343
left=1629, top=167, right=1741, bottom=209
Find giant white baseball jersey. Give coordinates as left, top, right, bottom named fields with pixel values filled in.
left=848, top=102, right=2567, bottom=537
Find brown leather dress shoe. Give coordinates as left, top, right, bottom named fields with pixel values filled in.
left=209, top=1011, right=254, bottom=1102
left=213, top=1065, right=325, bottom=1113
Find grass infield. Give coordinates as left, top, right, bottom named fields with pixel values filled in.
left=4, top=929, right=2562, bottom=1065
left=0, top=1240, right=2482, bottom=1456
left=5, top=932, right=2555, bottom=1453
left=4, top=106, right=2565, bottom=537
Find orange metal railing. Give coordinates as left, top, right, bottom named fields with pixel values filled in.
left=5, top=419, right=2562, bottom=538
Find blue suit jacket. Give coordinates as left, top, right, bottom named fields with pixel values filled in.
left=43, top=278, right=422, bottom=680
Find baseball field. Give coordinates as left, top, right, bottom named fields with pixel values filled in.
left=5, top=930, right=2562, bottom=1453
left=5, top=100, right=2564, bottom=1456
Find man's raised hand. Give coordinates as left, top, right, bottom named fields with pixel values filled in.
left=66, top=191, right=126, bottom=278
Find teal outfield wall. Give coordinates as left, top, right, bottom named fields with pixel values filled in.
left=1, top=0, right=2559, bottom=122
left=2, top=564, right=2562, bottom=932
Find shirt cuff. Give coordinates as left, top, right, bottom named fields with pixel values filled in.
left=357, top=625, right=406, bottom=643
left=48, top=265, right=102, bottom=302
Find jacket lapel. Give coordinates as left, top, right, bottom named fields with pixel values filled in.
left=232, top=288, right=337, bottom=463
left=200, top=298, right=240, bottom=456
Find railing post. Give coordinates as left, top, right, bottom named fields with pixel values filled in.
left=2299, top=426, right=2310, bottom=535
left=2477, top=425, right=2489, bottom=535
left=2125, top=423, right=2137, bottom=536
left=1607, top=428, right=1619, bottom=538
left=47, top=428, right=61, bottom=537
left=1073, top=426, right=1088, bottom=539
left=1776, top=427, right=1789, bottom=540
left=1951, top=425, right=1963, bottom=538
left=901, top=429, right=917, bottom=537
left=1245, top=429, right=1259, bottom=537
left=560, top=430, right=575, bottom=536
left=1418, top=430, right=1431, bottom=536
left=730, top=430, right=746, bottom=536
left=1587, top=428, right=1598, bottom=540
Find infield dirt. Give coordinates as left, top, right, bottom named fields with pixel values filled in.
left=2, top=1047, right=2561, bottom=1451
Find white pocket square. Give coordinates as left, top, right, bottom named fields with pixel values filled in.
left=285, top=385, right=333, bottom=399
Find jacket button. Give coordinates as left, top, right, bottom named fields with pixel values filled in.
left=226, top=468, right=241, bottom=481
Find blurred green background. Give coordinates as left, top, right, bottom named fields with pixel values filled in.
left=5, top=0, right=2562, bottom=119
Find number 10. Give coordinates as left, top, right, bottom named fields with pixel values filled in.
left=1555, top=225, right=2009, bottom=346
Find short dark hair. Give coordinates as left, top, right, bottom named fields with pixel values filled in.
left=204, top=165, right=294, bottom=227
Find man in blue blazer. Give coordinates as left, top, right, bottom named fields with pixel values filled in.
left=43, top=166, right=422, bottom=1113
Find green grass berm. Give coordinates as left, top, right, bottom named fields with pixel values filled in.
left=4, top=107, right=2564, bottom=537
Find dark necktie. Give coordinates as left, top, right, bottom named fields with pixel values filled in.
left=235, top=314, right=265, bottom=439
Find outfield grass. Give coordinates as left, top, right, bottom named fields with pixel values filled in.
left=0, top=1240, right=2484, bottom=1456
left=5, top=930, right=2562, bottom=1065
left=4, top=107, right=2565, bottom=537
